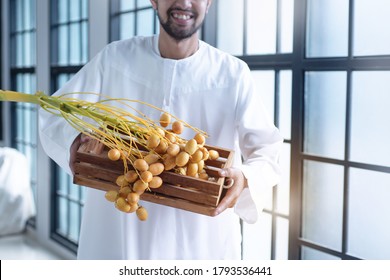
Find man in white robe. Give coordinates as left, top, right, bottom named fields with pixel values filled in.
left=39, top=0, right=283, bottom=259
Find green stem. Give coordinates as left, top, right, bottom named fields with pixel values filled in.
left=0, top=90, right=41, bottom=104
left=0, top=90, right=127, bottom=130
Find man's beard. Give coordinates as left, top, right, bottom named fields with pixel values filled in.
left=157, top=8, right=203, bottom=40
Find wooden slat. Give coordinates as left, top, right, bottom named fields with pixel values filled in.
left=74, top=176, right=119, bottom=192
left=74, top=175, right=218, bottom=215
left=74, top=162, right=121, bottom=182
left=78, top=138, right=105, bottom=154
left=140, top=192, right=216, bottom=216
left=73, top=139, right=234, bottom=216
left=159, top=171, right=220, bottom=195
left=152, top=183, right=219, bottom=206
left=76, top=151, right=124, bottom=170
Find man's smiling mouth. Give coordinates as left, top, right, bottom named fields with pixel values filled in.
left=170, top=10, right=194, bottom=21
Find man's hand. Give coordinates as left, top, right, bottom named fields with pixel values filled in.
left=211, top=167, right=248, bottom=216
left=69, top=133, right=91, bottom=175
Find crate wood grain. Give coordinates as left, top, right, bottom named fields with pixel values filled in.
left=73, top=140, right=234, bottom=216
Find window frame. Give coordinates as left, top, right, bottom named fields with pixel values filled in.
left=1, top=0, right=389, bottom=260
left=8, top=0, right=38, bottom=227
left=110, top=0, right=158, bottom=41
left=214, top=0, right=293, bottom=260
left=49, top=0, right=89, bottom=253
left=289, top=0, right=390, bottom=260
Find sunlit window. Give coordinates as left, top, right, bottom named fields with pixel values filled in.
left=9, top=0, right=38, bottom=210
left=111, top=0, right=158, bottom=41
left=217, top=0, right=294, bottom=56
left=217, top=0, right=293, bottom=260
left=301, top=0, right=390, bottom=260
left=3, top=0, right=389, bottom=260
left=50, top=0, right=88, bottom=251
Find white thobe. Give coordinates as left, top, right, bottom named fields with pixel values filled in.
left=39, top=35, right=283, bottom=260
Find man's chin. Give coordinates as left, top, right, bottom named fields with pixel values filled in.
left=162, top=25, right=201, bottom=41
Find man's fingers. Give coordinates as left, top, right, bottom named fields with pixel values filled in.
left=223, top=178, right=235, bottom=189
left=80, top=134, right=91, bottom=143
left=213, top=182, right=240, bottom=216
left=212, top=192, right=237, bottom=216
left=219, top=168, right=235, bottom=190
left=218, top=168, right=231, bottom=178
left=212, top=167, right=247, bottom=216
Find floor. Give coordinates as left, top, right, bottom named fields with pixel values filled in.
left=0, top=233, right=62, bottom=260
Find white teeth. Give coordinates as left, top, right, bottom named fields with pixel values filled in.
left=173, top=13, right=191, bottom=20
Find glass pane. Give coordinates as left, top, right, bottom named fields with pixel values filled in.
left=16, top=105, right=23, bottom=141
left=70, top=0, right=81, bottom=21
left=69, top=201, right=80, bottom=242
left=136, top=9, right=154, bottom=36
left=80, top=186, right=86, bottom=203
left=120, top=13, right=135, bottom=39
left=350, top=71, right=390, bottom=167
left=69, top=179, right=79, bottom=201
left=24, top=106, right=31, bottom=144
left=301, top=246, right=340, bottom=260
left=81, top=0, right=88, bottom=18
left=57, top=197, right=68, bottom=235
left=251, top=70, right=275, bottom=123
left=58, top=25, right=69, bottom=65
left=304, top=71, right=347, bottom=159
left=276, top=144, right=290, bottom=215
left=242, top=213, right=272, bottom=260
left=275, top=217, right=289, bottom=260
left=280, top=0, right=294, bottom=53
left=70, top=23, right=81, bottom=64
left=81, top=21, right=88, bottom=63
left=306, top=0, right=349, bottom=57
left=24, top=33, right=32, bottom=66
left=155, top=14, right=160, bottom=34
left=15, top=0, right=22, bottom=31
left=57, top=167, right=68, bottom=195
left=217, top=0, right=244, bottom=55
left=28, top=31, right=36, bottom=66
left=24, top=0, right=32, bottom=29
left=15, top=34, right=23, bottom=67
left=347, top=168, right=390, bottom=259
left=137, top=0, right=151, bottom=8
left=56, top=73, right=72, bottom=90
left=120, top=0, right=135, bottom=11
left=58, top=0, right=69, bottom=24
left=246, top=0, right=277, bottom=55
left=354, top=0, right=390, bottom=56
left=278, top=70, right=292, bottom=140
left=24, top=72, right=32, bottom=92
left=302, top=160, right=344, bottom=251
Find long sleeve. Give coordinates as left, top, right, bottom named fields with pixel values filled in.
left=38, top=50, right=104, bottom=175
left=233, top=66, right=284, bottom=224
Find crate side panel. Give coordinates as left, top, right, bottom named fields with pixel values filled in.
left=141, top=192, right=215, bottom=216
left=151, top=184, right=219, bottom=206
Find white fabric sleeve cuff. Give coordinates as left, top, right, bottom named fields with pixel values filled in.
left=234, top=163, right=279, bottom=224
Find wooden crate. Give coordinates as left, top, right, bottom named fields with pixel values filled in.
left=73, top=140, right=234, bottom=216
